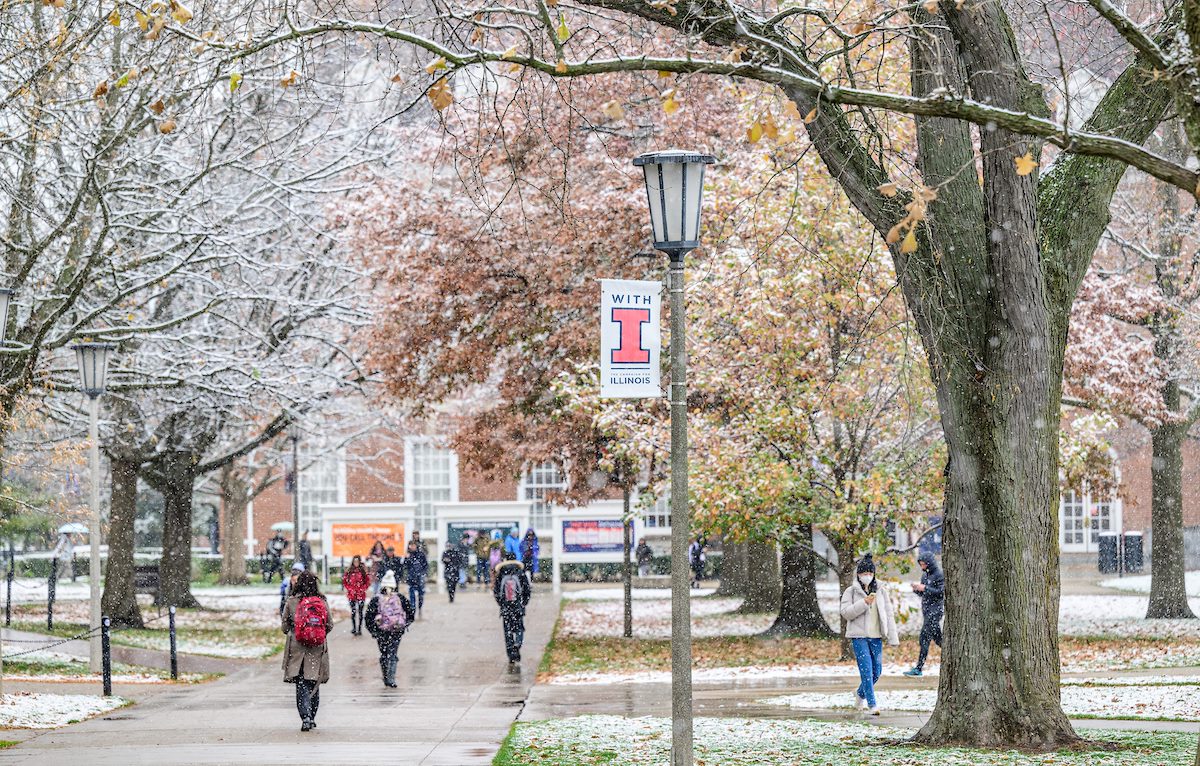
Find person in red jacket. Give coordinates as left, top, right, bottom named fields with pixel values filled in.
left=342, top=555, right=371, bottom=636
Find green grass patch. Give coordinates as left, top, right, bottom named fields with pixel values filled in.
left=0, top=741, right=16, bottom=749
left=495, top=716, right=1200, bottom=766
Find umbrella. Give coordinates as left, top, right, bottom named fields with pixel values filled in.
left=271, top=521, right=294, bottom=532
left=58, top=522, right=88, bottom=535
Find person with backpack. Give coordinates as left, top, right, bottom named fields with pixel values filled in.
left=365, top=570, right=415, bottom=687
left=342, top=555, right=371, bottom=636
left=520, top=529, right=540, bottom=575
left=493, top=552, right=532, bottom=663
left=281, top=571, right=332, bottom=731
left=441, top=543, right=466, bottom=603
left=404, top=541, right=429, bottom=618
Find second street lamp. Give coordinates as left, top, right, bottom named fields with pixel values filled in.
left=289, top=422, right=301, bottom=564
left=632, top=149, right=714, bottom=766
left=72, top=341, right=116, bottom=673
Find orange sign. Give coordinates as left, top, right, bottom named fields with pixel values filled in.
left=330, top=523, right=406, bottom=559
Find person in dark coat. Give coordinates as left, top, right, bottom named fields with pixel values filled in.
left=904, top=551, right=945, bottom=676
left=636, top=539, right=654, bottom=577
left=281, top=571, right=332, bottom=731
left=364, top=570, right=415, bottom=687
left=405, top=541, right=429, bottom=617
left=298, top=531, right=313, bottom=571
left=441, top=543, right=466, bottom=603
left=493, top=552, right=532, bottom=663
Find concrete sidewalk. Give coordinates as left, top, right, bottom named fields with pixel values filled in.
left=0, top=585, right=558, bottom=765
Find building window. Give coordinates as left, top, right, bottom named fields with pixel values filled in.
left=406, top=439, right=457, bottom=532
left=1059, top=486, right=1118, bottom=551
left=644, top=493, right=671, bottom=529
left=299, top=450, right=343, bottom=534
left=520, top=462, right=566, bottom=530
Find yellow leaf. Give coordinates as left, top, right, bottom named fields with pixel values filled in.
left=601, top=100, right=624, bottom=120
left=803, top=107, right=818, bottom=123
left=390, top=73, right=403, bottom=83
left=146, top=16, right=166, bottom=39
left=546, top=0, right=558, bottom=5
left=427, top=79, right=453, bottom=111
left=555, top=59, right=567, bottom=74
left=425, top=56, right=447, bottom=75
left=922, top=0, right=938, bottom=12
left=1014, top=152, right=1038, bottom=176
left=885, top=224, right=903, bottom=245
left=169, top=0, right=192, bottom=23
left=662, top=88, right=679, bottom=114
left=658, top=70, right=673, bottom=78
left=556, top=15, right=569, bottom=42
left=877, top=182, right=898, bottom=197
left=502, top=45, right=520, bottom=60
left=747, top=121, right=763, bottom=143
left=134, top=10, right=149, bottom=30
left=469, top=27, right=483, bottom=44
left=108, top=7, right=121, bottom=25
left=761, top=114, right=778, bottom=140
left=149, top=98, right=165, bottom=114
left=229, top=72, right=242, bottom=92
left=783, top=101, right=801, bottom=120
left=280, top=69, right=300, bottom=88
left=93, top=80, right=109, bottom=99
left=158, top=117, right=177, bottom=134
left=901, top=228, right=919, bottom=253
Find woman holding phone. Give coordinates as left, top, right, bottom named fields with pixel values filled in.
left=839, top=554, right=899, bottom=715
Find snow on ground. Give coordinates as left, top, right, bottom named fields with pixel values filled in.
left=3, top=649, right=206, bottom=683
left=0, top=692, right=127, bottom=728
left=563, top=588, right=716, bottom=600
left=763, top=681, right=1200, bottom=721
left=547, top=662, right=939, bottom=686
left=505, top=715, right=1195, bottom=766
left=1101, top=572, right=1200, bottom=597
left=557, top=585, right=1200, bottom=643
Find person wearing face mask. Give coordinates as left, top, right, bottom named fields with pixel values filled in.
left=839, top=554, right=899, bottom=715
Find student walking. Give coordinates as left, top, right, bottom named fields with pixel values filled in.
left=473, top=532, right=491, bottom=586
left=839, top=554, right=899, bottom=715
left=281, top=572, right=332, bottom=731
left=904, top=551, right=945, bottom=677
left=493, top=552, right=532, bottom=663
left=689, top=537, right=706, bottom=588
left=441, top=543, right=466, bottom=602
left=520, top=529, right=540, bottom=575
left=342, top=555, right=370, bottom=636
left=280, top=562, right=304, bottom=616
left=636, top=539, right=653, bottom=577
left=365, top=570, right=415, bottom=687
left=405, top=541, right=429, bottom=618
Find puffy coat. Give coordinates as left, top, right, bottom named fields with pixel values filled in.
left=839, top=581, right=899, bottom=646
left=343, top=567, right=370, bottom=602
left=520, top=533, right=540, bottom=574
left=493, top=560, right=532, bottom=612
left=281, top=595, right=332, bottom=683
left=365, top=591, right=416, bottom=650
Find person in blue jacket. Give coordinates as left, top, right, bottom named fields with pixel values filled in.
left=904, top=551, right=945, bottom=676
left=504, top=526, right=522, bottom=558
left=520, top=529, right=540, bottom=575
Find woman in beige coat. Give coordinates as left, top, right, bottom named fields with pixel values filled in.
left=281, top=571, right=332, bottom=731
left=839, top=554, right=898, bottom=715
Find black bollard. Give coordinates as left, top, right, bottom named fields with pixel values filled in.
left=168, top=605, right=178, bottom=680
left=47, top=558, right=57, bottom=631
left=5, top=567, right=12, bottom=627
left=101, top=616, right=112, bottom=696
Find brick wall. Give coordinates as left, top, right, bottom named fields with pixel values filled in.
left=1111, top=421, right=1200, bottom=533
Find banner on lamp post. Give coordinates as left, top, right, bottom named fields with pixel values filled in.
left=600, top=278, right=662, bottom=398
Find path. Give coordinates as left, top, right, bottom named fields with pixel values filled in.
left=0, top=586, right=558, bottom=765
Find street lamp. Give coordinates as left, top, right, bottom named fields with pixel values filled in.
left=72, top=341, right=115, bottom=673
left=288, top=421, right=301, bottom=564
left=632, top=149, right=714, bottom=766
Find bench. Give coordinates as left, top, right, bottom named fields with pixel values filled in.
left=133, top=565, right=160, bottom=601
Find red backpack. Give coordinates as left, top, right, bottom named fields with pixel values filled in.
left=295, top=596, right=329, bottom=646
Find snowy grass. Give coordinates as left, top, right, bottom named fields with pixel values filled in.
left=763, top=680, right=1200, bottom=722
left=1100, top=572, right=1200, bottom=597
left=0, top=692, right=128, bottom=729
left=547, top=662, right=937, bottom=686
left=494, top=716, right=1198, bottom=766
left=1, top=649, right=210, bottom=683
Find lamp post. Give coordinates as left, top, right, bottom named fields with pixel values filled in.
left=72, top=341, right=116, bottom=673
left=632, top=149, right=714, bottom=766
left=289, top=422, right=301, bottom=562
left=0, top=287, right=11, bottom=696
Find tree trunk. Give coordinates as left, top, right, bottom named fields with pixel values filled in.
left=835, top=541, right=856, bottom=659
left=218, top=466, right=250, bottom=587
left=763, top=527, right=834, bottom=637
left=716, top=539, right=746, bottom=598
left=1147, top=422, right=1195, bottom=618
left=148, top=453, right=201, bottom=609
left=736, top=540, right=779, bottom=613
left=101, top=457, right=144, bottom=629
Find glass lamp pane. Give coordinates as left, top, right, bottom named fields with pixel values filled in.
left=684, top=163, right=705, bottom=242
left=642, top=165, right=665, bottom=244
left=660, top=162, right=684, bottom=243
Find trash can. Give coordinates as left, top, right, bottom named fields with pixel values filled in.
left=1123, top=532, right=1144, bottom=573
left=1098, top=532, right=1119, bottom=574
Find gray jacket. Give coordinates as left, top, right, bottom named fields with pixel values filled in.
left=839, top=581, right=899, bottom=645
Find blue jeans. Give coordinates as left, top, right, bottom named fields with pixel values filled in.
left=409, top=583, right=425, bottom=612
left=475, top=561, right=488, bottom=584
left=851, top=638, right=883, bottom=707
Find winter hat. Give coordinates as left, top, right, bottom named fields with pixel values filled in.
left=291, top=562, right=305, bottom=573
left=856, top=554, right=876, bottom=575
left=379, top=570, right=398, bottom=590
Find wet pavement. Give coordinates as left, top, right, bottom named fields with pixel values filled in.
left=0, top=584, right=558, bottom=765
